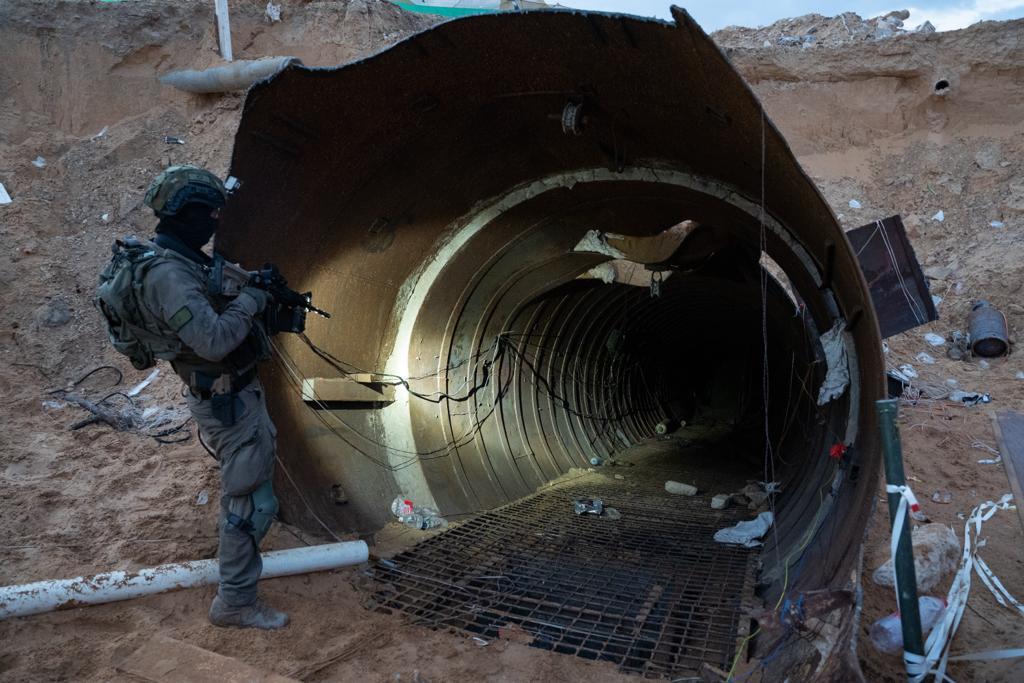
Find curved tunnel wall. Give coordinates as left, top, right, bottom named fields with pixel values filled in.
left=219, top=8, right=885, bottom=609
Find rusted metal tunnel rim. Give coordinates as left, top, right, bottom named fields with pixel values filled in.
left=220, top=7, right=884, bottom=670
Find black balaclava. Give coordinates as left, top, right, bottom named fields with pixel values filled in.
left=156, top=202, right=220, bottom=253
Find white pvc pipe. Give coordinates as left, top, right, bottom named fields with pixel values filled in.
left=0, top=541, right=368, bottom=620
left=159, top=57, right=302, bottom=94
left=214, top=0, right=233, bottom=62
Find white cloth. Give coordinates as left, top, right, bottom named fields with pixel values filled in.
left=714, top=511, right=773, bottom=548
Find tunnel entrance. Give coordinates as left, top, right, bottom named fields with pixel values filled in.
left=378, top=171, right=847, bottom=603
left=221, top=9, right=885, bottom=677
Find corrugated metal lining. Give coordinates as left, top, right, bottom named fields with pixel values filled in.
left=220, top=9, right=884, bottom=678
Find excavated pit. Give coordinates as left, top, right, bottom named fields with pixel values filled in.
left=219, top=8, right=884, bottom=678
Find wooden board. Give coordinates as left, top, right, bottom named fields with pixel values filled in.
left=117, top=634, right=296, bottom=683
left=348, top=373, right=402, bottom=385
left=302, top=377, right=396, bottom=403
left=991, top=410, right=1024, bottom=533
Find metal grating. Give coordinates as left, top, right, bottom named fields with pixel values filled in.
left=360, top=468, right=759, bottom=678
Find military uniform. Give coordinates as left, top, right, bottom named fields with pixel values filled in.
left=99, top=166, right=287, bottom=628
left=139, top=233, right=278, bottom=610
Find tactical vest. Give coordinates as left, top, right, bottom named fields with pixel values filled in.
left=96, top=237, right=268, bottom=381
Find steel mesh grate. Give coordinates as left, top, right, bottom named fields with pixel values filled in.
left=361, top=471, right=758, bottom=679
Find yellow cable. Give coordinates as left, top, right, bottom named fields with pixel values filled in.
left=727, top=627, right=761, bottom=681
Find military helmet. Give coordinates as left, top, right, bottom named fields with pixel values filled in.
left=144, top=165, right=227, bottom=217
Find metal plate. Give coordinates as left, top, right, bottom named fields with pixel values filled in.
left=846, top=215, right=938, bottom=338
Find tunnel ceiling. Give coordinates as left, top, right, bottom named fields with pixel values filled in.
left=219, top=8, right=885, bottom=660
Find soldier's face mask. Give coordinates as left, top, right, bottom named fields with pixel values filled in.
left=161, top=203, right=221, bottom=251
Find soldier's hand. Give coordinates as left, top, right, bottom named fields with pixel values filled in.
left=241, top=286, right=272, bottom=314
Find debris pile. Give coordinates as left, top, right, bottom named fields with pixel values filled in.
left=714, top=9, right=935, bottom=49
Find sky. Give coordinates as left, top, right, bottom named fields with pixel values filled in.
left=552, top=0, right=1024, bottom=31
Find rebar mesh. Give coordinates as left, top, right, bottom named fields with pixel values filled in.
left=361, top=470, right=758, bottom=678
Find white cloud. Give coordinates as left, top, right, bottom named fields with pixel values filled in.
left=908, top=1, right=1024, bottom=30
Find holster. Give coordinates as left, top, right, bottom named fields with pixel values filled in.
left=184, top=367, right=257, bottom=426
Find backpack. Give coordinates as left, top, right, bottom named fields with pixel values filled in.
left=95, top=237, right=183, bottom=370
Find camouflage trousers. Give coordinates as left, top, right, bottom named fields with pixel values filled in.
left=187, top=378, right=277, bottom=607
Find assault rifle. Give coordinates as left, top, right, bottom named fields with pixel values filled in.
left=208, top=253, right=331, bottom=335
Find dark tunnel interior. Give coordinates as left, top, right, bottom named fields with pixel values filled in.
left=390, top=184, right=848, bottom=600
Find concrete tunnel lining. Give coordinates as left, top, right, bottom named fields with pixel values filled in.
left=380, top=165, right=850, bottom=509
left=217, top=7, right=885, bottom=671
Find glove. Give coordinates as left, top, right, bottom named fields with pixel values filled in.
left=240, top=286, right=272, bottom=314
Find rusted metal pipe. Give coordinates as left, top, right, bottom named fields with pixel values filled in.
left=968, top=300, right=1009, bottom=357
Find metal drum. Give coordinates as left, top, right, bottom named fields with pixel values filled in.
left=969, top=301, right=1010, bottom=357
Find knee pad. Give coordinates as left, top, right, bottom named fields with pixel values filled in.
left=227, top=480, right=278, bottom=544
left=249, top=480, right=278, bottom=543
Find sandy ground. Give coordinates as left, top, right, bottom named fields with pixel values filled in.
left=2, top=2, right=1024, bottom=681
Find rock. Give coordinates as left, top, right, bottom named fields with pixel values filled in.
left=1002, top=178, right=1024, bottom=215
left=923, top=265, right=953, bottom=280
left=974, top=143, right=1002, bottom=171
left=872, top=523, right=960, bottom=592
left=915, top=20, right=936, bottom=34
left=36, top=299, right=72, bottom=327
left=665, top=481, right=697, bottom=496
left=711, top=494, right=732, bottom=509
left=740, top=483, right=769, bottom=507
left=119, top=192, right=141, bottom=217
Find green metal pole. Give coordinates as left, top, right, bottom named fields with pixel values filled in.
left=876, top=399, right=925, bottom=670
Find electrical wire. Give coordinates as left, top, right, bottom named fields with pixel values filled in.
left=70, top=365, right=124, bottom=388
left=274, top=325, right=656, bottom=473
left=757, top=106, right=781, bottom=566
left=271, top=338, right=512, bottom=471
left=146, top=417, right=194, bottom=444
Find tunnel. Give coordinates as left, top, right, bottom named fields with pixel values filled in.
left=218, top=7, right=884, bottom=678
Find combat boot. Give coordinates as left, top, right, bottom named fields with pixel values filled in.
left=208, top=595, right=289, bottom=630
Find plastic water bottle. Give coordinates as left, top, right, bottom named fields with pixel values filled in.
left=390, top=496, right=448, bottom=530
left=869, top=596, right=947, bottom=655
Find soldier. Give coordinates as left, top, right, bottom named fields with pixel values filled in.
left=98, top=166, right=288, bottom=629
